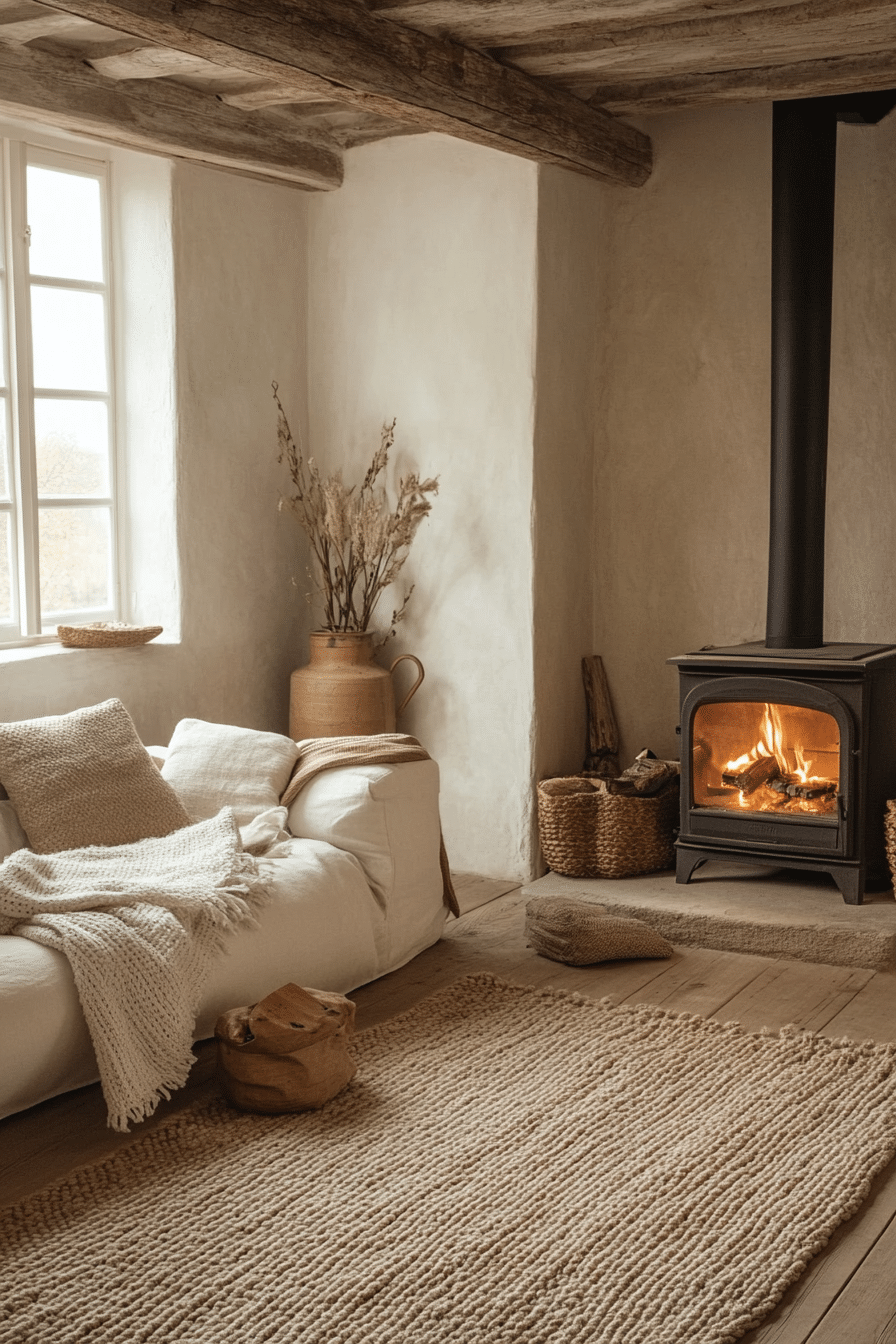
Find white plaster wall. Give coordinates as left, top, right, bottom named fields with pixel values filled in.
left=594, top=106, right=772, bottom=764
left=305, top=134, right=539, bottom=880
left=0, top=151, right=308, bottom=746
left=532, top=166, right=602, bottom=797
left=826, top=111, right=896, bottom=641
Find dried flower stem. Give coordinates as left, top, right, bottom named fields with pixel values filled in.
left=274, top=383, right=437, bottom=635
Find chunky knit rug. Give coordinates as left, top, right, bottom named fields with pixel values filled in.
left=3, top=974, right=896, bottom=1344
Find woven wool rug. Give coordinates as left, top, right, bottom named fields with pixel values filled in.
left=3, top=975, right=896, bottom=1344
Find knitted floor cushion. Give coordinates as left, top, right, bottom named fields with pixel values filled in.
left=526, top=894, right=674, bottom=964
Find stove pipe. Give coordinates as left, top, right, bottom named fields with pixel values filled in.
left=765, top=99, right=837, bottom=650
left=765, top=91, right=896, bottom=650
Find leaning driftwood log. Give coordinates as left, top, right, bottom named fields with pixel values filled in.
left=582, top=655, right=620, bottom=778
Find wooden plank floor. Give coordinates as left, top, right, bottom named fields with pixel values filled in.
left=3, top=883, right=896, bottom=1343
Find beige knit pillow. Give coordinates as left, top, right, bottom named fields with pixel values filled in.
left=0, top=699, right=192, bottom=854
left=525, top=895, right=674, bottom=965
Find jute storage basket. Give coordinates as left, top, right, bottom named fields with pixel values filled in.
left=537, top=776, right=679, bottom=880
left=884, top=800, right=896, bottom=888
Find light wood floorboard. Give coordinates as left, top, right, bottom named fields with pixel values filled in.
left=3, top=884, right=896, bottom=1343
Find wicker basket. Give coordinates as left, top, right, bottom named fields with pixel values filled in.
left=57, top=622, right=163, bottom=649
left=884, top=800, right=896, bottom=889
left=537, top=775, right=679, bottom=880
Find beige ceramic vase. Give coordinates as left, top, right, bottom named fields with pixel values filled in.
left=289, top=630, right=424, bottom=740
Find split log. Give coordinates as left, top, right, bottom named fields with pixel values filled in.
left=722, top=755, right=780, bottom=794
left=770, top=776, right=837, bottom=801
left=582, top=655, right=619, bottom=778
left=617, top=749, right=679, bottom=795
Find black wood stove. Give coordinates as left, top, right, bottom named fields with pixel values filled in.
left=670, top=92, right=896, bottom=906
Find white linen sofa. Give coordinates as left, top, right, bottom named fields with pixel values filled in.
left=0, top=750, right=447, bottom=1122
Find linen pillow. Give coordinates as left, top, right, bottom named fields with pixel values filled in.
left=525, top=895, right=674, bottom=965
left=0, top=698, right=192, bottom=854
left=161, top=719, right=300, bottom=829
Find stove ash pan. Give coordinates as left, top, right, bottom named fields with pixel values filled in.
left=670, top=645, right=896, bottom=904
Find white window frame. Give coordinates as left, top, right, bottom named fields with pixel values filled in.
left=0, top=133, right=119, bottom=645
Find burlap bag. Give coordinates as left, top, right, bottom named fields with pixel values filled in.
left=215, top=982, right=357, bottom=1113
left=525, top=895, right=674, bottom=966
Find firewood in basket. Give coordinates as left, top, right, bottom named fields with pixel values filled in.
left=613, top=750, right=680, bottom=796
left=721, top=755, right=781, bottom=793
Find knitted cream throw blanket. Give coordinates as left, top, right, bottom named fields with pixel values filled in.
left=0, top=810, right=265, bottom=1132
left=281, top=733, right=460, bottom=916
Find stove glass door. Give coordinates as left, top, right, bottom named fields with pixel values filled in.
left=692, top=701, right=840, bottom=817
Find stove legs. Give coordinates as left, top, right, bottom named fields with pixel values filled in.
left=830, top=866, right=865, bottom=905
left=675, top=841, right=866, bottom=904
left=676, top=848, right=708, bottom=885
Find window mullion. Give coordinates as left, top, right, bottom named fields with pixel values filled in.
left=6, top=139, right=39, bottom=638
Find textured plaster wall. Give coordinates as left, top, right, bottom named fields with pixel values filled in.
left=594, top=103, right=896, bottom=766
left=826, top=111, right=896, bottom=642
left=0, top=153, right=308, bottom=746
left=532, top=166, right=602, bottom=798
left=594, top=106, right=773, bottom=764
left=305, top=134, right=539, bottom=880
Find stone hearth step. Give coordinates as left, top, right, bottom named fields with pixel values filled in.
left=522, top=865, right=896, bottom=973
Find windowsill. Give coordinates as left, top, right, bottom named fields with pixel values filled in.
left=0, top=635, right=180, bottom=665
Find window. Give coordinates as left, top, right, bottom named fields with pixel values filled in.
left=0, top=139, right=117, bottom=643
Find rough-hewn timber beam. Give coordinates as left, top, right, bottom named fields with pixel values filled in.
left=500, top=0, right=896, bottom=80
left=0, top=39, right=343, bottom=188
left=34, top=0, right=652, bottom=187
left=584, top=49, right=896, bottom=114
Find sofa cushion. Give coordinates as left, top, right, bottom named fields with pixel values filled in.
left=0, top=699, right=192, bottom=854
left=161, top=719, right=299, bottom=829
left=286, top=760, right=442, bottom=915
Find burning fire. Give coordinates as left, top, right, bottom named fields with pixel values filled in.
left=717, top=703, right=838, bottom=814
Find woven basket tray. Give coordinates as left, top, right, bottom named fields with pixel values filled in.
left=537, top=775, right=679, bottom=880
left=57, top=622, right=163, bottom=649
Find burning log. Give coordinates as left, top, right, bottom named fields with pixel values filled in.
left=722, top=755, right=781, bottom=793
left=769, top=777, right=837, bottom=801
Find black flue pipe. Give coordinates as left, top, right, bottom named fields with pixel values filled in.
left=765, top=99, right=838, bottom=649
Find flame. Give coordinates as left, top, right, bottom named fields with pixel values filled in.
left=722, top=702, right=829, bottom=786
left=718, top=701, right=836, bottom=811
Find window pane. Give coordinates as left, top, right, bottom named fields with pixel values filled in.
left=0, top=278, right=6, bottom=390
left=31, top=287, right=107, bottom=392
left=35, top=400, right=109, bottom=497
left=27, top=167, right=104, bottom=283
left=0, top=513, right=12, bottom=623
left=0, top=402, right=7, bottom=499
left=39, top=506, right=111, bottom=616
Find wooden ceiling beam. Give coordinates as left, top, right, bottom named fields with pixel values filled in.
left=32, top=0, right=652, bottom=187
left=586, top=48, right=896, bottom=113
left=499, top=0, right=896, bottom=80
left=365, top=0, right=802, bottom=48
left=0, top=39, right=342, bottom=188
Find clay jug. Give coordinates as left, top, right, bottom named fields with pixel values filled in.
left=289, top=630, right=424, bottom=740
